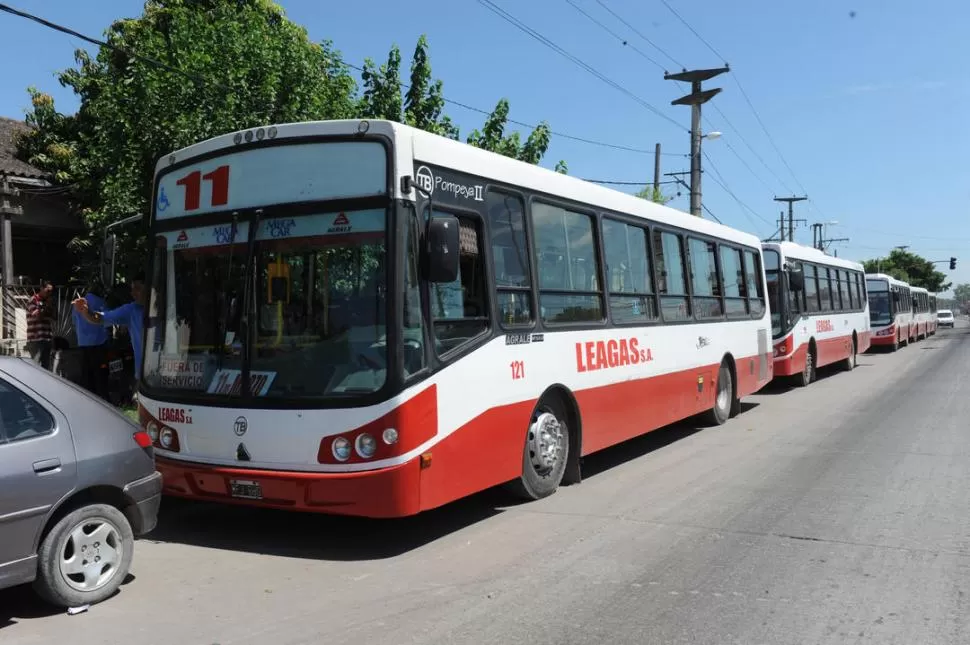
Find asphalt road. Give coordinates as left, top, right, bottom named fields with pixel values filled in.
left=4, top=322, right=970, bottom=645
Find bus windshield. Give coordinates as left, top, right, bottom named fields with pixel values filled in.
left=143, top=210, right=388, bottom=400
left=866, top=280, right=891, bottom=326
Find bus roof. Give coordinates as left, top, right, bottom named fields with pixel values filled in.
left=156, top=119, right=763, bottom=249
left=865, top=272, right=910, bottom=288
left=910, top=285, right=929, bottom=295
left=762, top=241, right=864, bottom=272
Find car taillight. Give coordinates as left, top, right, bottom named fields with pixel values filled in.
left=132, top=430, right=153, bottom=449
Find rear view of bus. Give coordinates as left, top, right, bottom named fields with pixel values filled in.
left=910, top=286, right=932, bottom=340
left=763, top=242, right=871, bottom=386
left=866, top=273, right=913, bottom=350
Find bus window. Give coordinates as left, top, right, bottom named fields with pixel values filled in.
left=487, top=191, right=533, bottom=326
left=688, top=238, right=723, bottom=319
left=653, top=230, right=691, bottom=322
left=787, top=261, right=803, bottom=317
left=838, top=270, right=851, bottom=311
left=743, top=250, right=765, bottom=316
left=804, top=264, right=820, bottom=312
left=602, top=218, right=657, bottom=324
left=819, top=267, right=833, bottom=312
left=719, top=246, right=748, bottom=317
left=430, top=213, right=490, bottom=352
left=532, top=202, right=602, bottom=323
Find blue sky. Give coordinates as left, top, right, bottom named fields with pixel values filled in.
left=1, top=0, right=968, bottom=290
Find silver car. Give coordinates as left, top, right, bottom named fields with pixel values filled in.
left=0, top=357, right=160, bottom=607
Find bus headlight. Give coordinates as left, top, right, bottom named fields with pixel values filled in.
left=332, top=437, right=351, bottom=462
left=382, top=428, right=399, bottom=445
left=159, top=427, right=176, bottom=449
left=146, top=421, right=160, bottom=443
left=355, top=433, right=377, bottom=459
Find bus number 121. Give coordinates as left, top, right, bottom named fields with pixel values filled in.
left=176, top=165, right=230, bottom=211
left=510, top=360, right=525, bottom=381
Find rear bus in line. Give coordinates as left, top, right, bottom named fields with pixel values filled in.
left=139, top=119, right=775, bottom=518
left=763, top=242, right=871, bottom=386
left=910, top=286, right=932, bottom=340
left=865, top=273, right=913, bottom=350
left=927, top=293, right=938, bottom=335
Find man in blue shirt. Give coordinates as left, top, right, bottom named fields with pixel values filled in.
left=72, top=281, right=110, bottom=399
left=73, top=273, right=145, bottom=385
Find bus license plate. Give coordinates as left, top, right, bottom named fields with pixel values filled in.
left=229, top=479, right=262, bottom=500
left=109, top=359, right=123, bottom=374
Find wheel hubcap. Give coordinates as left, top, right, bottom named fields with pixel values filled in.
left=59, top=519, right=123, bottom=592
left=529, top=411, right=565, bottom=476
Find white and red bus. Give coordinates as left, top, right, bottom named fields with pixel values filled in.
left=762, top=242, right=871, bottom=386
left=928, top=293, right=938, bottom=335
left=865, top=273, right=913, bottom=350
left=910, top=286, right=932, bottom=339
left=138, top=119, right=773, bottom=517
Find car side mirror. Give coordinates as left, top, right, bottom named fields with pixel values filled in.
left=788, top=266, right=805, bottom=292
left=425, top=214, right=460, bottom=283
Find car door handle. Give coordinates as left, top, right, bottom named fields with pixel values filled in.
left=32, top=458, right=61, bottom=474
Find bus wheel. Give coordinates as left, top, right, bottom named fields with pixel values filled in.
left=705, top=361, right=734, bottom=426
left=793, top=343, right=815, bottom=387
left=506, top=398, right=569, bottom=501
left=842, top=337, right=857, bottom=371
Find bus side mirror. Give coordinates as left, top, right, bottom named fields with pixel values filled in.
left=101, top=234, right=116, bottom=289
left=425, top=214, right=460, bottom=283
left=788, top=266, right=805, bottom=292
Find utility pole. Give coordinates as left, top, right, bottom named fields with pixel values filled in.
left=653, top=143, right=662, bottom=196
left=774, top=195, right=807, bottom=243
left=778, top=211, right=786, bottom=242
left=665, top=66, right=730, bottom=217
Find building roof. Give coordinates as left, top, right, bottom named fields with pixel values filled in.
left=0, top=117, right=47, bottom=180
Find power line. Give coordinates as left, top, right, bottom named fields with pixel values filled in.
left=476, top=0, right=686, bottom=132
left=0, top=3, right=685, bottom=160
left=0, top=2, right=228, bottom=93
left=581, top=178, right=679, bottom=186
left=707, top=105, right=794, bottom=194
left=702, top=149, right=773, bottom=231
left=592, top=0, right=683, bottom=70
left=565, top=0, right=665, bottom=72
left=657, top=0, right=726, bottom=63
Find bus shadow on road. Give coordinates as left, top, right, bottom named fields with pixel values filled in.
left=578, top=402, right=759, bottom=480
left=145, top=488, right=508, bottom=562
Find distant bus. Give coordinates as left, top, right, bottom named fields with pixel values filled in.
left=928, top=293, right=938, bottom=335
left=139, top=119, right=774, bottom=518
left=763, top=242, right=871, bottom=386
left=910, top=286, right=932, bottom=339
left=865, top=273, right=913, bottom=350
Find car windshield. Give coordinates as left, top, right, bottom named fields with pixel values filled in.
left=939, top=310, right=952, bottom=317
left=143, top=210, right=388, bottom=400
left=867, top=281, right=891, bottom=326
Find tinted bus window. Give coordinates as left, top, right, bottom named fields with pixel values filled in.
left=743, top=250, right=765, bottom=316
left=487, top=191, right=532, bottom=326
left=720, top=246, right=748, bottom=316
left=532, top=202, right=602, bottom=323
left=804, top=264, right=820, bottom=312
left=689, top=238, right=723, bottom=318
left=603, top=218, right=658, bottom=324
left=653, top=230, right=690, bottom=322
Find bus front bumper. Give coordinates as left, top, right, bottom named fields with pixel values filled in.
left=156, top=456, right=422, bottom=518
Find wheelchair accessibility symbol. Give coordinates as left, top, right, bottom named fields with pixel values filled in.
left=157, top=186, right=170, bottom=213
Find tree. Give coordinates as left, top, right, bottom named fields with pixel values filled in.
left=953, top=283, right=970, bottom=307
left=465, top=98, right=566, bottom=169
left=359, top=35, right=458, bottom=139
left=636, top=183, right=672, bottom=205
left=18, top=0, right=358, bottom=274
left=861, top=249, right=951, bottom=292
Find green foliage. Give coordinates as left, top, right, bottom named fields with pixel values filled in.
left=17, top=5, right=567, bottom=275
left=635, top=184, right=672, bottom=205
left=861, top=249, right=951, bottom=292
left=952, top=283, right=970, bottom=304
left=18, top=0, right=358, bottom=275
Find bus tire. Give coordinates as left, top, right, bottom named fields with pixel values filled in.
left=793, top=342, right=815, bottom=387
left=842, top=335, right=857, bottom=371
left=506, top=397, right=569, bottom=501
left=704, top=361, right=734, bottom=426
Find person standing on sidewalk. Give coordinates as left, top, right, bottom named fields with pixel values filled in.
left=72, top=273, right=146, bottom=386
left=26, top=280, right=56, bottom=370
left=72, top=280, right=109, bottom=399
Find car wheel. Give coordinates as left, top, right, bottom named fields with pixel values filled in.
left=34, top=503, right=134, bottom=608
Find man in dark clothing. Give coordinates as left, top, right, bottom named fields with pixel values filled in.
left=72, top=281, right=110, bottom=399
left=26, top=280, right=55, bottom=370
